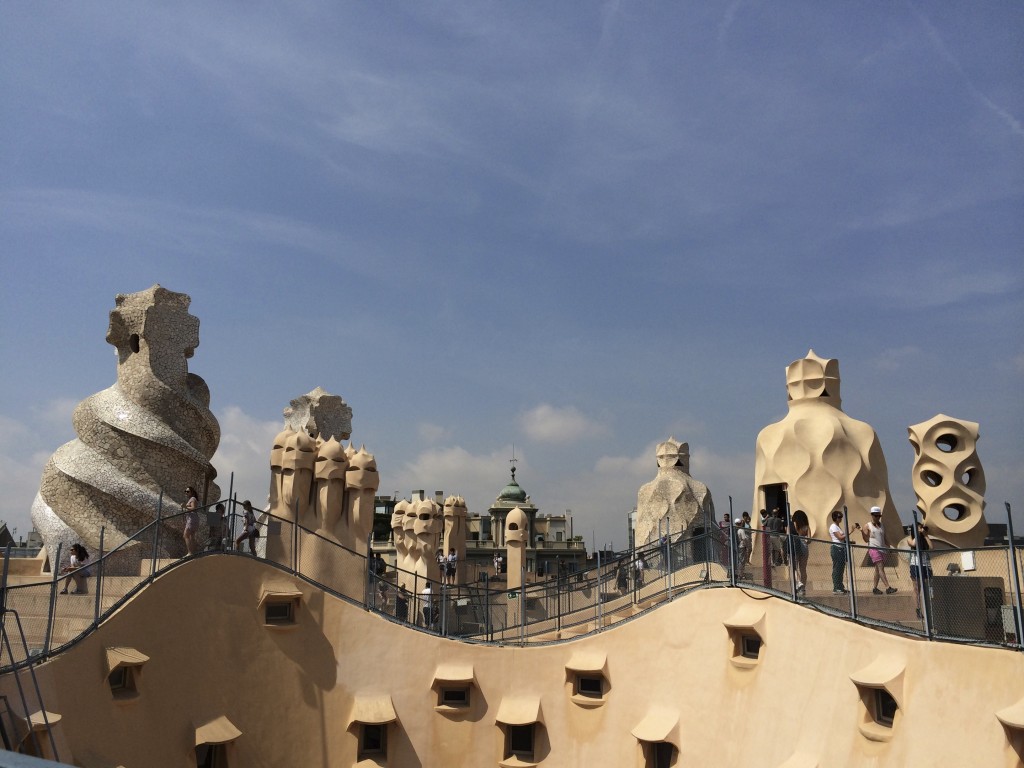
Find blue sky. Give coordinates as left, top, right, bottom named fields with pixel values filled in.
left=1, top=2, right=1021, bottom=549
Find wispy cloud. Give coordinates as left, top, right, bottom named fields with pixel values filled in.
left=870, top=346, right=930, bottom=373
left=0, top=189, right=385, bottom=275
left=391, top=445, right=519, bottom=506
left=2, top=3, right=1021, bottom=548
left=210, top=405, right=281, bottom=505
left=689, top=447, right=756, bottom=514
left=851, top=260, right=1020, bottom=309
left=30, top=398, right=79, bottom=432
left=417, top=422, right=453, bottom=444
left=519, top=404, right=607, bottom=444
left=594, top=446, right=654, bottom=478
left=913, top=5, right=1024, bottom=140
left=718, top=0, right=743, bottom=46
left=0, top=409, right=75, bottom=538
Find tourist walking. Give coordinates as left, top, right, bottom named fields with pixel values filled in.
left=183, top=486, right=200, bottom=555
left=235, top=500, right=258, bottom=554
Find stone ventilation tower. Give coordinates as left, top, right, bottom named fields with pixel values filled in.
left=635, top=437, right=714, bottom=545
left=31, top=285, right=221, bottom=561
left=443, top=495, right=468, bottom=582
left=753, top=349, right=901, bottom=543
left=908, top=414, right=987, bottom=547
left=266, top=388, right=378, bottom=566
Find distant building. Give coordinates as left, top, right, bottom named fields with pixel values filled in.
left=370, top=469, right=586, bottom=583
left=464, top=467, right=586, bottom=580
left=0, top=524, right=43, bottom=558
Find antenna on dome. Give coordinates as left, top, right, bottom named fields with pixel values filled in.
left=509, top=444, right=518, bottom=481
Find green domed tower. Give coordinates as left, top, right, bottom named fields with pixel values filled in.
left=489, top=466, right=537, bottom=548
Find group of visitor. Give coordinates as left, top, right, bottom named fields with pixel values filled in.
left=180, top=488, right=260, bottom=556
left=721, top=504, right=934, bottom=616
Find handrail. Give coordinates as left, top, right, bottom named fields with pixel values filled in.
left=1, top=500, right=1021, bottom=675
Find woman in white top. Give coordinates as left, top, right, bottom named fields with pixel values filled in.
left=859, top=506, right=896, bottom=594
left=59, top=543, right=90, bottom=595
left=445, top=548, right=458, bottom=586
left=828, top=510, right=848, bottom=594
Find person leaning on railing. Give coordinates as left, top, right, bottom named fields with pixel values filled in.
left=908, top=516, right=933, bottom=619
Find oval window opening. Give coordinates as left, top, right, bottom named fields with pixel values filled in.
left=942, top=504, right=967, bottom=522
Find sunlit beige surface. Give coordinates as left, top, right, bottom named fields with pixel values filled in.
left=753, top=350, right=904, bottom=544
left=908, top=414, right=988, bottom=547
left=2, top=555, right=1021, bottom=768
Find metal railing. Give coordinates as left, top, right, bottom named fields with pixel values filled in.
left=2, top=497, right=1022, bottom=674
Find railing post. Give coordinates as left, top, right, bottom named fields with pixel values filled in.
left=843, top=506, right=857, bottom=618
left=632, top=547, right=639, bottom=604
left=220, top=474, right=232, bottom=552
left=485, top=582, right=491, bottom=641
left=760, top=508, right=771, bottom=587
left=786, top=500, right=798, bottom=600
left=0, top=544, right=10, bottom=618
left=560, top=569, right=566, bottom=635
left=1, top=614, right=59, bottom=761
left=152, top=490, right=163, bottom=577
left=1004, top=502, right=1023, bottom=649
left=43, top=543, right=62, bottom=656
left=441, top=581, right=448, bottom=637
left=728, top=504, right=737, bottom=588
left=93, top=527, right=105, bottom=625
left=292, top=499, right=300, bottom=574
left=665, top=529, right=673, bottom=600
left=364, top=533, right=372, bottom=610
left=911, top=509, right=932, bottom=638
left=520, top=561, right=527, bottom=645
left=703, top=497, right=710, bottom=583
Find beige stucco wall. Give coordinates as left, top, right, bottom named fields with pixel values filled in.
left=4, top=555, right=1021, bottom=767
